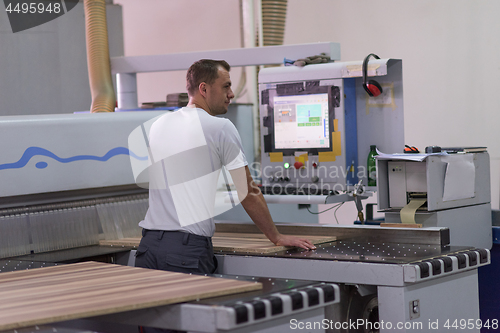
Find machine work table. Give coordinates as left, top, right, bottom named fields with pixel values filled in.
left=0, top=261, right=262, bottom=331
left=99, top=231, right=336, bottom=254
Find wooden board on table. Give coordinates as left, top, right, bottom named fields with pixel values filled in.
left=100, top=237, right=141, bottom=247
left=100, top=233, right=336, bottom=253
left=212, top=234, right=336, bottom=253
left=0, top=261, right=261, bottom=331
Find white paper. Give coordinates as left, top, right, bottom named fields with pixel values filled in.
left=442, top=154, right=475, bottom=201
left=375, top=149, right=447, bottom=162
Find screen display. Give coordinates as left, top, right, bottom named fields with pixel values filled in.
left=273, top=93, right=330, bottom=150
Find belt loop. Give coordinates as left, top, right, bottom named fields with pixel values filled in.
left=158, top=230, right=164, bottom=240
left=182, top=233, right=189, bottom=245
left=142, top=229, right=146, bottom=237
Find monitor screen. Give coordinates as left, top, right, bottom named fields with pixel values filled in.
left=273, top=93, right=330, bottom=150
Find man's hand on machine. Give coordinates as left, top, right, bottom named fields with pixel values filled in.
left=274, top=234, right=317, bottom=250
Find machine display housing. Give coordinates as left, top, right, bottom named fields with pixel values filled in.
left=262, top=84, right=339, bottom=156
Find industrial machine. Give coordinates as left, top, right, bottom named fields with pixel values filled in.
left=210, top=58, right=492, bottom=333
left=258, top=58, right=404, bottom=199
left=377, top=151, right=492, bottom=249
left=215, top=222, right=489, bottom=333
left=0, top=57, right=492, bottom=333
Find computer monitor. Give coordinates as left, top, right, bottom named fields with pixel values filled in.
left=272, top=93, right=331, bottom=152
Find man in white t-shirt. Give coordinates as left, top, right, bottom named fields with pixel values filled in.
left=135, top=59, right=315, bottom=279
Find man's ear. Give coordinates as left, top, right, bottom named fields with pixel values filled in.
left=199, top=82, right=207, bottom=98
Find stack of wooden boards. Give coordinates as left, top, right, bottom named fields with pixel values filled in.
left=0, top=261, right=262, bottom=331
left=100, top=232, right=337, bottom=253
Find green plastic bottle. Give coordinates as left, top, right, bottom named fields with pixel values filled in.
left=367, top=145, right=378, bottom=186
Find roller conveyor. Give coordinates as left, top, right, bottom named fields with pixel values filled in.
left=95, top=275, right=340, bottom=332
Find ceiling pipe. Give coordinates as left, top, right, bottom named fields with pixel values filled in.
left=84, top=0, right=115, bottom=113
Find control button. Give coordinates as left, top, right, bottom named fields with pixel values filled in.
left=311, top=176, right=319, bottom=183
left=294, top=161, right=304, bottom=169
left=312, top=162, right=318, bottom=168
left=283, top=177, right=290, bottom=182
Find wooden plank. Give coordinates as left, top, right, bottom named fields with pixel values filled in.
left=99, top=233, right=337, bottom=253
left=213, top=235, right=336, bottom=253
left=0, top=261, right=261, bottom=331
left=380, top=223, right=423, bottom=228
left=213, top=232, right=267, bottom=239
left=100, top=237, right=142, bottom=247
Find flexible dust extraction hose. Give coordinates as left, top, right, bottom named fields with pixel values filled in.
left=84, top=0, right=115, bottom=113
left=261, top=0, right=287, bottom=46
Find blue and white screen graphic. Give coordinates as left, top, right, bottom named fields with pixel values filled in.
left=273, top=93, right=329, bottom=149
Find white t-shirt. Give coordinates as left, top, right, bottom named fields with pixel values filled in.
left=138, top=107, right=248, bottom=237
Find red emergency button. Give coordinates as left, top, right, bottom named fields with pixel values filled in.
left=294, top=161, right=304, bottom=169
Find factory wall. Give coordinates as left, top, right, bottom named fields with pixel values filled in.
left=114, top=0, right=500, bottom=216
left=0, top=2, right=124, bottom=115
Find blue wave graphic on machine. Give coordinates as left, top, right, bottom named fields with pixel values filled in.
left=0, top=147, right=148, bottom=170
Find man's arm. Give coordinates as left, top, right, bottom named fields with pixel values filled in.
left=230, top=166, right=316, bottom=250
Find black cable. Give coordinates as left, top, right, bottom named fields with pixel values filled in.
left=306, top=202, right=343, bottom=215
left=334, top=202, right=344, bottom=224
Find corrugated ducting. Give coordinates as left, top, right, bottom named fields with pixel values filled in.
left=261, top=0, right=287, bottom=46
left=84, top=0, right=115, bottom=113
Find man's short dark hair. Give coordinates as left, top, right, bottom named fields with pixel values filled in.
left=186, top=59, right=231, bottom=96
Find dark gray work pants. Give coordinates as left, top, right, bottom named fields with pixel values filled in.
left=135, top=229, right=217, bottom=333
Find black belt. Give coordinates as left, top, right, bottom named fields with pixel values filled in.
left=142, top=229, right=212, bottom=247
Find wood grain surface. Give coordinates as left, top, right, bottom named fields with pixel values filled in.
left=100, top=232, right=336, bottom=253
left=0, top=261, right=262, bottom=331
left=380, top=223, right=423, bottom=228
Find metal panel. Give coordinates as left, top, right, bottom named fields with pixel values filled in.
left=0, top=111, right=166, bottom=198
left=426, top=153, right=491, bottom=211
left=217, top=254, right=407, bottom=286
left=214, top=222, right=450, bottom=246
left=29, top=206, right=99, bottom=253
left=344, top=78, right=358, bottom=186
left=384, top=203, right=492, bottom=249
left=0, top=214, right=30, bottom=258
left=111, top=42, right=341, bottom=74
left=378, top=270, right=480, bottom=332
